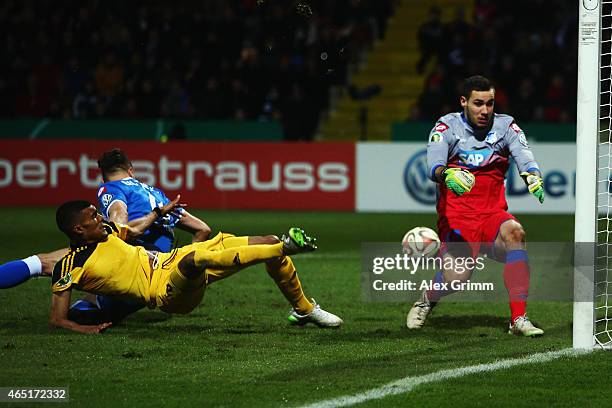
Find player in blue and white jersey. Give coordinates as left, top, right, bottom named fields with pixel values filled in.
left=98, top=178, right=179, bottom=252
left=96, top=148, right=211, bottom=249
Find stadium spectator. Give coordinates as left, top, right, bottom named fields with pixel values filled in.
left=94, top=51, right=124, bottom=99
left=512, top=78, right=540, bottom=122
left=473, top=0, right=497, bottom=24
left=161, top=80, right=192, bottom=117
left=15, top=74, right=51, bottom=117
left=72, top=81, right=98, bottom=118
left=416, top=6, right=444, bottom=75
left=446, top=7, right=471, bottom=43
left=138, top=79, right=161, bottom=118
left=417, top=80, right=446, bottom=121
left=544, top=74, right=569, bottom=122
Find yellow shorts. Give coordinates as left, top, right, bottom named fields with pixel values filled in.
left=151, top=232, right=249, bottom=314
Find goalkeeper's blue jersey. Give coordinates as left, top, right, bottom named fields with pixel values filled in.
left=97, top=177, right=179, bottom=252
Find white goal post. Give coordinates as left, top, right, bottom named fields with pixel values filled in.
left=574, top=0, right=611, bottom=349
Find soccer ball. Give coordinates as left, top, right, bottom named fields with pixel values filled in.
left=402, top=227, right=440, bottom=258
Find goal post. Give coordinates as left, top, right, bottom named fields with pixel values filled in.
left=573, top=0, right=601, bottom=350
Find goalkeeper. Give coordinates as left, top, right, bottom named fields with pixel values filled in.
left=406, top=75, right=545, bottom=337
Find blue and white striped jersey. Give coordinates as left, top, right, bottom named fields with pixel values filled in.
left=97, top=177, right=180, bottom=251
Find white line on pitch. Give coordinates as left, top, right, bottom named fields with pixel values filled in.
left=298, top=348, right=589, bottom=408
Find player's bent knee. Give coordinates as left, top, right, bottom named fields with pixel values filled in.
left=500, top=220, right=526, bottom=244
left=505, top=226, right=526, bottom=243
left=178, top=251, right=198, bottom=277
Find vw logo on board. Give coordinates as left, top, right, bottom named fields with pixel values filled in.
left=403, top=149, right=437, bottom=205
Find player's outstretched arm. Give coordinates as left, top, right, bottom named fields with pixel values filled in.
left=176, top=211, right=212, bottom=242
left=520, top=172, right=545, bottom=203
left=506, top=121, right=542, bottom=203
left=106, top=200, right=130, bottom=224
left=49, top=290, right=112, bottom=334
left=124, top=194, right=186, bottom=240
left=39, top=248, right=70, bottom=276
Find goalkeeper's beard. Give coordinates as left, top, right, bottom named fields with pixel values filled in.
left=466, top=112, right=493, bottom=139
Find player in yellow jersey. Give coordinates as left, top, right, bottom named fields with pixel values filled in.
left=49, top=200, right=342, bottom=334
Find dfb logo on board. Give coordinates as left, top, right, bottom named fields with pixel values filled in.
left=101, top=194, right=113, bottom=207
left=403, top=150, right=437, bottom=205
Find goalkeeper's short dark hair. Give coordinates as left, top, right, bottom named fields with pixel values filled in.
left=56, top=200, right=92, bottom=235
left=98, top=148, right=132, bottom=179
left=462, top=75, right=493, bottom=99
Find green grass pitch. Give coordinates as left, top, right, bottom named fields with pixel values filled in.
left=0, top=208, right=610, bottom=407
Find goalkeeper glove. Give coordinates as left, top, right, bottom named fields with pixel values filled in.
left=443, top=168, right=475, bottom=196
left=520, top=172, right=545, bottom=204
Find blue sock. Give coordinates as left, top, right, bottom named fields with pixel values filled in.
left=426, top=270, right=448, bottom=302
left=68, top=296, right=145, bottom=325
left=70, top=299, right=99, bottom=311
left=0, top=260, right=31, bottom=289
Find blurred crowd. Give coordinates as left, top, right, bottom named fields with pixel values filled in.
left=1, top=0, right=580, bottom=141
left=414, top=0, right=578, bottom=123
left=0, top=0, right=393, bottom=140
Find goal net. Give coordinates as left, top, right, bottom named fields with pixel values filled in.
left=574, top=0, right=611, bottom=349
left=595, top=0, right=612, bottom=348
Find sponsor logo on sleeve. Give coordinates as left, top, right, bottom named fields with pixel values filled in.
left=54, top=271, right=73, bottom=290
left=97, top=186, right=106, bottom=197
left=101, top=194, right=113, bottom=208
left=429, top=132, right=443, bottom=143
left=434, top=122, right=449, bottom=132
left=510, top=122, right=528, bottom=146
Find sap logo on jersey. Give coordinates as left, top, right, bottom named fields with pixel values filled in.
left=403, top=150, right=437, bottom=205
left=458, top=150, right=492, bottom=168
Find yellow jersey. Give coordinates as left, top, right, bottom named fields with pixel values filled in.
left=51, top=222, right=153, bottom=305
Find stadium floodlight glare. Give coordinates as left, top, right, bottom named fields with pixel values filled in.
left=574, top=0, right=612, bottom=350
